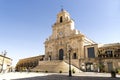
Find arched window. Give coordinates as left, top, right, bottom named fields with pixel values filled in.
left=114, top=49, right=120, bottom=57
left=60, top=16, right=63, bottom=23
left=49, top=55, right=51, bottom=60
left=105, top=50, right=113, bottom=57
left=73, top=53, right=77, bottom=59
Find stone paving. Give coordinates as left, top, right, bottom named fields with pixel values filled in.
left=0, top=72, right=120, bottom=80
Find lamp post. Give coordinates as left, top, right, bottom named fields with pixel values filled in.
left=68, top=46, right=72, bottom=77
left=1, top=50, right=7, bottom=73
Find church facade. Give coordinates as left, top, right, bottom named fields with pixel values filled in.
left=43, top=9, right=100, bottom=72
left=44, top=9, right=97, bottom=61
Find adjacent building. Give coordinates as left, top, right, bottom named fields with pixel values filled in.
left=0, top=53, right=12, bottom=72
left=98, top=43, right=120, bottom=72
left=16, top=55, right=44, bottom=71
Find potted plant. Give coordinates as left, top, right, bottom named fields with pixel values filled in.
left=111, top=70, right=116, bottom=78
left=59, top=70, right=62, bottom=73
left=72, top=68, right=75, bottom=74
left=45, top=70, right=48, bottom=73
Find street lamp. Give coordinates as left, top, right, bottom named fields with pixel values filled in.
left=1, top=50, right=7, bottom=73
left=68, top=46, right=72, bottom=77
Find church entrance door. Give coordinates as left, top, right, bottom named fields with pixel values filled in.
left=59, top=49, right=64, bottom=60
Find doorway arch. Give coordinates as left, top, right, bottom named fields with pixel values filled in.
left=59, top=49, right=64, bottom=60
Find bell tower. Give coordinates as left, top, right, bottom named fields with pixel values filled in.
left=56, top=9, right=71, bottom=24
left=44, top=9, right=81, bottom=60
left=50, top=9, right=76, bottom=40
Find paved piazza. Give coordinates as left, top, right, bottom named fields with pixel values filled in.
left=0, top=72, right=120, bottom=80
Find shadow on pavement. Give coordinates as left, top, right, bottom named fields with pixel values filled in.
left=12, top=74, right=120, bottom=80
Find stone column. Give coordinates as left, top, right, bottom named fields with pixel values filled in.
left=78, top=37, right=84, bottom=59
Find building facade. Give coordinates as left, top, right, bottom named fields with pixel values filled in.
left=98, top=43, right=120, bottom=72
left=43, top=9, right=98, bottom=72
left=16, top=55, right=44, bottom=71
left=0, top=54, right=12, bottom=72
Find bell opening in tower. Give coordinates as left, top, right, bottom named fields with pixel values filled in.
left=60, top=16, right=63, bottom=23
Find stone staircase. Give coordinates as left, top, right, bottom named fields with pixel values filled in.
left=31, top=60, right=82, bottom=73
left=64, top=59, right=80, bottom=69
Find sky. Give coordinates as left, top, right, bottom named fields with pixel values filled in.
left=0, top=0, right=120, bottom=66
